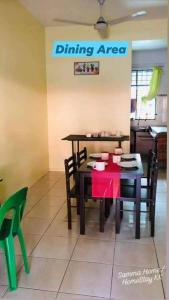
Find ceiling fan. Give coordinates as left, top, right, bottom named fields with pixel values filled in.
left=53, top=0, right=147, bottom=31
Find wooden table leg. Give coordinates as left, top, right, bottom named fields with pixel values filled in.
left=77, top=141, right=79, bottom=153
left=100, top=198, right=105, bottom=232
left=105, top=199, right=110, bottom=218
left=115, top=198, right=121, bottom=234
left=80, top=174, right=85, bottom=235
left=135, top=176, right=141, bottom=239
left=134, top=131, right=137, bottom=153
left=72, top=141, right=75, bottom=156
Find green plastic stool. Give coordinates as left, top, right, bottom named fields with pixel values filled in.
left=0, top=187, right=29, bottom=290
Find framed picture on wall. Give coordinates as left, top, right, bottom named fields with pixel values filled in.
left=74, top=61, right=99, bottom=75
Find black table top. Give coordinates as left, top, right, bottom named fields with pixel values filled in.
left=62, top=134, right=130, bottom=142
left=78, top=154, right=144, bottom=177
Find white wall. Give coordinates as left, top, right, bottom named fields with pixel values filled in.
left=0, top=0, right=49, bottom=199
left=46, top=19, right=167, bottom=171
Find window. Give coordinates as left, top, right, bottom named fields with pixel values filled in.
left=131, top=69, right=156, bottom=120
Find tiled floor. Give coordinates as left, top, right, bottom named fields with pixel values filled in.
left=0, top=170, right=166, bottom=299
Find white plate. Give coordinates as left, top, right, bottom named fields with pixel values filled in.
left=87, top=161, right=96, bottom=168
left=118, top=161, right=138, bottom=168
left=89, top=153, right=102, bottom=158
left=121, top=154, right=135, bottom=159
left=87, top=161, right=108, bottom=168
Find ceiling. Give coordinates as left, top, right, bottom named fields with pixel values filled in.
left=19, top=0, right=168, bottom=26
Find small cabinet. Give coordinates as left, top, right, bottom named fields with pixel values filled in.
left=130, top=127, right=154, bottom=155
left=136, top=132, right=154, bottom=155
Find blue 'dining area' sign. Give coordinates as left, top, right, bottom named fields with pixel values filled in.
left=52, top=41, right=129, bottom=57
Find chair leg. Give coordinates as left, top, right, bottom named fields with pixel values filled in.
left=151, top=202, right=155, bottom=237
left=67, top=197, right=72, bottom=229
left=120, top=201, right=123, bottom=219
left=110, top=198, right=114, bottom=205
left=4, top=236, right=17, bottom=290
left=149, top=201, right=152, bottom=221
left=116, top=199, right=121, bottom=234
left=76, top=197, right=80, bottom=215
left=100, top=199, right=105, bottom=232
left=105, top=199, right=110, bottom=218
left=17, top=227, right=30, bottom=273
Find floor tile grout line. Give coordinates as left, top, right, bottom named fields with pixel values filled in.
left=3, top=285, right=112, bottom=299
left=57, top=235, right=80, bottom=293
left=29, top=172, right=63, bottom=191
left=29, top=172, right=63, bottom=196
left=26, top=256, right=114, bottom=266
left=109, top=229, right=117, bottom=299
left=3, top=173, right=65, bottom=297
left=3, top=285, right=60, bottom=294
left=25, top=200, right=66, bottom=256
left=3, top=172, right=166, bottom=298
left=3, top=197, right=66, bottom=297
left=24, top=175, right=64, bottom=218
left=57, top=204, right=116, bottom=298
left=57, top=291, right=110, bottom=299
left=153, top=238, right=166, bottom=299
left=57, top=230, right=114, bottom=298
left=21, top=199, right=67, bottom=260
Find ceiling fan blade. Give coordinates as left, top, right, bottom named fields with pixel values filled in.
left=108, top=16, right=131, bottom=25
left=53, top=18, right=93, bottom=26
left=108, top=11, right=147, bottom=25
left=128, top=0, right=167, bottom=6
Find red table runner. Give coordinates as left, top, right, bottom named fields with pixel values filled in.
left=92, top=154, right=120, bottom=198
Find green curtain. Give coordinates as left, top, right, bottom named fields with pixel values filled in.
left=142, top=66, right=163, bottom=103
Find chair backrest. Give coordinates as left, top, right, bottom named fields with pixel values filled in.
left=0, top=187, right=28, bottom=235
left=64, top=154, right=77, bottom=195
left=77, top=147, right=87, bottom=168
left=147, top=150, right=156, bottom=186
left=150, top=159, right=158, bottom=201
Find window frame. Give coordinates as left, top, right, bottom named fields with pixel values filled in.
left=131, top=69, right=156, bottom=120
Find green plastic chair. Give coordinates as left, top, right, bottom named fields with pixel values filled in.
left=0, top=187, right=29, bottom=290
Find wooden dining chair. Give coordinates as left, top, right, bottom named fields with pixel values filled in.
left=65, top=154, right=107, bottom=233
left=115, top=159, right=158, bottom=237
left=122, top=150, right=156, bottom=189
left=77, top=147, right=87, bottom=168
left=64, top=154, right=79, bottom=229
left=141, top=149, right=156, bottom=188
left=141, top=159, right=158, bottom=236
left=78, top=147, right=112, bottom=231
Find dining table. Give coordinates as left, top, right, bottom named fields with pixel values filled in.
left=77, top=153, right=144, bottom=239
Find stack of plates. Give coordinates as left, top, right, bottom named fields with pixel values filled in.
left=118, top=161, right=138, bottom=169
left=121, top=154, right=135, bottom=160
left=87, top=161, right=96, bottom=168
left=89, top=153, right=102, bottom=159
